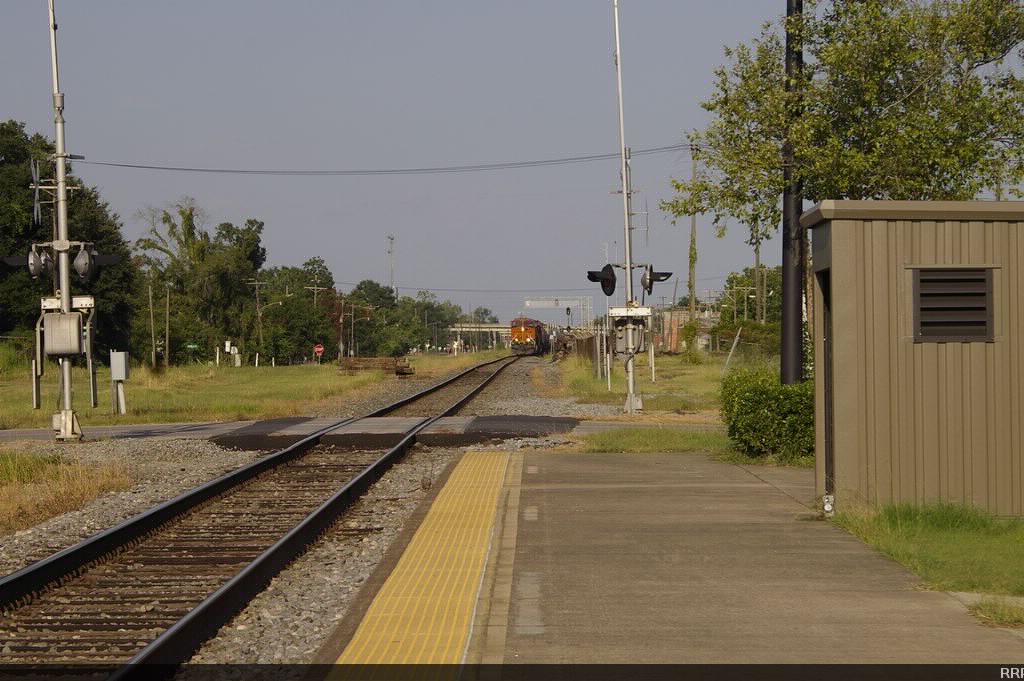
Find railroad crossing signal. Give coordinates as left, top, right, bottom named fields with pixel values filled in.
left=640, top=265, right=672, bottom=295
left=587, top=263, right=616, bottom=297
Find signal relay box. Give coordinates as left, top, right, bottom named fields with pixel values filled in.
left=608, top=306, right=651, bottom=354
left=42, top=312, right=83, bottom=356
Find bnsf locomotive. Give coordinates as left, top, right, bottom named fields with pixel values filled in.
left=509, top=317, right=550, bottom=356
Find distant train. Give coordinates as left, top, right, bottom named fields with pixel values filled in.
left=509, top=317, right=550, bottom=356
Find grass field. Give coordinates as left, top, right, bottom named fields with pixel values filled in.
left=0, top=349, right=503, bottom=429
left=0, top=449, right=130, bottom=534
left=555, top=351, right=814, bottom=466
left=559, top=351, right=762, bottom=416
left=574, top=427, right=731, bottom=454
left=834, top=503, right=1024, bottom=626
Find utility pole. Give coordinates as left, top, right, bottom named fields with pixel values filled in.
left=246, top=278, right=268, bottom=348
left=338, top=297, right=345, bottom=359
left=386, top=234, right=396, bottom=300
left=688, top=150, right=697, bottom=325
left=781, top=0, right=804, bottom=384
left=148, top=280, right=157, bottom=368
left=164, top=283, right=170, bottom=369
left=304, top=274, right=328, bottom=308
left=613, top=0, right=640, bottom=413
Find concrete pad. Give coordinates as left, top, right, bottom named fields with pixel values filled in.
left=489, top=453, right=1023, bottom=663
left=0, top=420, right=256, bottom=442
left=329, top=416, right=428, bottom=435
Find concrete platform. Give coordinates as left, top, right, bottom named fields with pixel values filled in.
left=328, top=451, right=1024, bottom=665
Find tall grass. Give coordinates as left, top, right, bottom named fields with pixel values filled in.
left=0, top=450, right=130, bottom=535
left=834, top=503, right=1024, bottom=597
left=559, top=352, right=754, bottom=414
left=969, top=598, right=1024, bottom=628
left=0, top=341, right=29, bottom=376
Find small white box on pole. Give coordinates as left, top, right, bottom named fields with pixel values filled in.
left=110, top=350, right=129, bottom=415
left=110, top=351, right=129, bottom=381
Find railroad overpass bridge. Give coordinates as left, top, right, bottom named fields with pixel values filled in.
left=448, top=322, right=512, bottom=345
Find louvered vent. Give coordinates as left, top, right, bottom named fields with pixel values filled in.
left=914, top=268, right=992, bottom=342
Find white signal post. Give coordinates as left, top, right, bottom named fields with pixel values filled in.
left=613, top=0, right=641, bottom=413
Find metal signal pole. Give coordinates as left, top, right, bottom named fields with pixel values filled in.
left=781, top=0, right=804, bottom=384
left=613, top=0, right=640, bottom=413
left=48, top=0, right=80, bottom=439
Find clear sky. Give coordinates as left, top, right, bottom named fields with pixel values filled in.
left=2, top=1, right=783, bottom=325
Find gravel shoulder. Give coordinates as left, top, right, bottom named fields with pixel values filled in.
left=460, top=356, right=621, bottom=418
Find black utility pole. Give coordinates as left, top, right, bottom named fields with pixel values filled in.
left=781, top=0, right=804, bottom=384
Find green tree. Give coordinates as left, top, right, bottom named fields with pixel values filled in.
left=719, top=265, right=783, bottom=325
left=0, top=120, right=137, bottom=357
left=134, top=199, right=268, bottom=363
left=669, top=0, right=1024, bottom=211
left=665, top=0, right=1024, bottom=331
left=800, top=0, right=1024, bottom=201
left=341, top=281, right=467, bottom=357
left=463, top=307, right=499, bottom=324
left=661, top=23, right=786, bottom=326
left=258, top=258, right=339, bottom=363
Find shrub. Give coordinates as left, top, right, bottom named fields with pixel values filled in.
left=680, top=321, right=704, bottom=364
left=720, top=368, right=814, bottom=459
left=712, top=320, right=781, bottom=357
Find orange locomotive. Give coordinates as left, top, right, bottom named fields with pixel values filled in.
left=509, top=317, right=550, bottom=356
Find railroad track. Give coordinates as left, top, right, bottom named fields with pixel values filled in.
left=0, top=354, right=519, bottom=673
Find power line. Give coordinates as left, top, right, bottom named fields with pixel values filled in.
left=77, top=144, right=690, bottom=177
left=331, top=273, right=729, bottom=295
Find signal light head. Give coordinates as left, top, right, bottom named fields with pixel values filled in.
left=640, top=265, right=672, bottom=295
left=73, top=247, right=94, bottom=280
left=28, top=250, right=43, bottom=278
left=587, top=263, right=616, bottom=297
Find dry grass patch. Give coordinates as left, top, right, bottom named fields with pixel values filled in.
left=530, top=366, right=565, bottom=398
left=0, top=450, right=131, bottom=535
left=969, top=598, right=1024, bottom=628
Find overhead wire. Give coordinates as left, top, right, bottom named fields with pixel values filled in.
left=332, top=272, right=730, bottom=296
left=77, top=143, right=690, bottom=176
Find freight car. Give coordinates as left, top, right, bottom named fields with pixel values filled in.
left=509, top=317, right=550, bottom=356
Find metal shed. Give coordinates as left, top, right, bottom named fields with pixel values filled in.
left=802, top=201, right=1024, bottom=516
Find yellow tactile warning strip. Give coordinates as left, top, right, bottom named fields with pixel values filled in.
left=334, top=451, right=509, bottom=665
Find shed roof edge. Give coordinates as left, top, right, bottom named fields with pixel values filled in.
left=800, top=200, right=1024, bottom=228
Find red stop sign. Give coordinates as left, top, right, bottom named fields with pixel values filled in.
left=313, top=343, right=324, bottom=356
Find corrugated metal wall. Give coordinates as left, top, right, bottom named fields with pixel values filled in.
left=807, top=202, right=1024, bottom=516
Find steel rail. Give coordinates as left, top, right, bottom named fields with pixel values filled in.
left=114, top=354, right=519, bottom=674
left=0, top=355, right=515, bottom=612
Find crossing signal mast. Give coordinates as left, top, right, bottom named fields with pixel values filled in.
left=26, top=1, right=104, bottom=440
left=584, top=0, right=672, bottom=414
